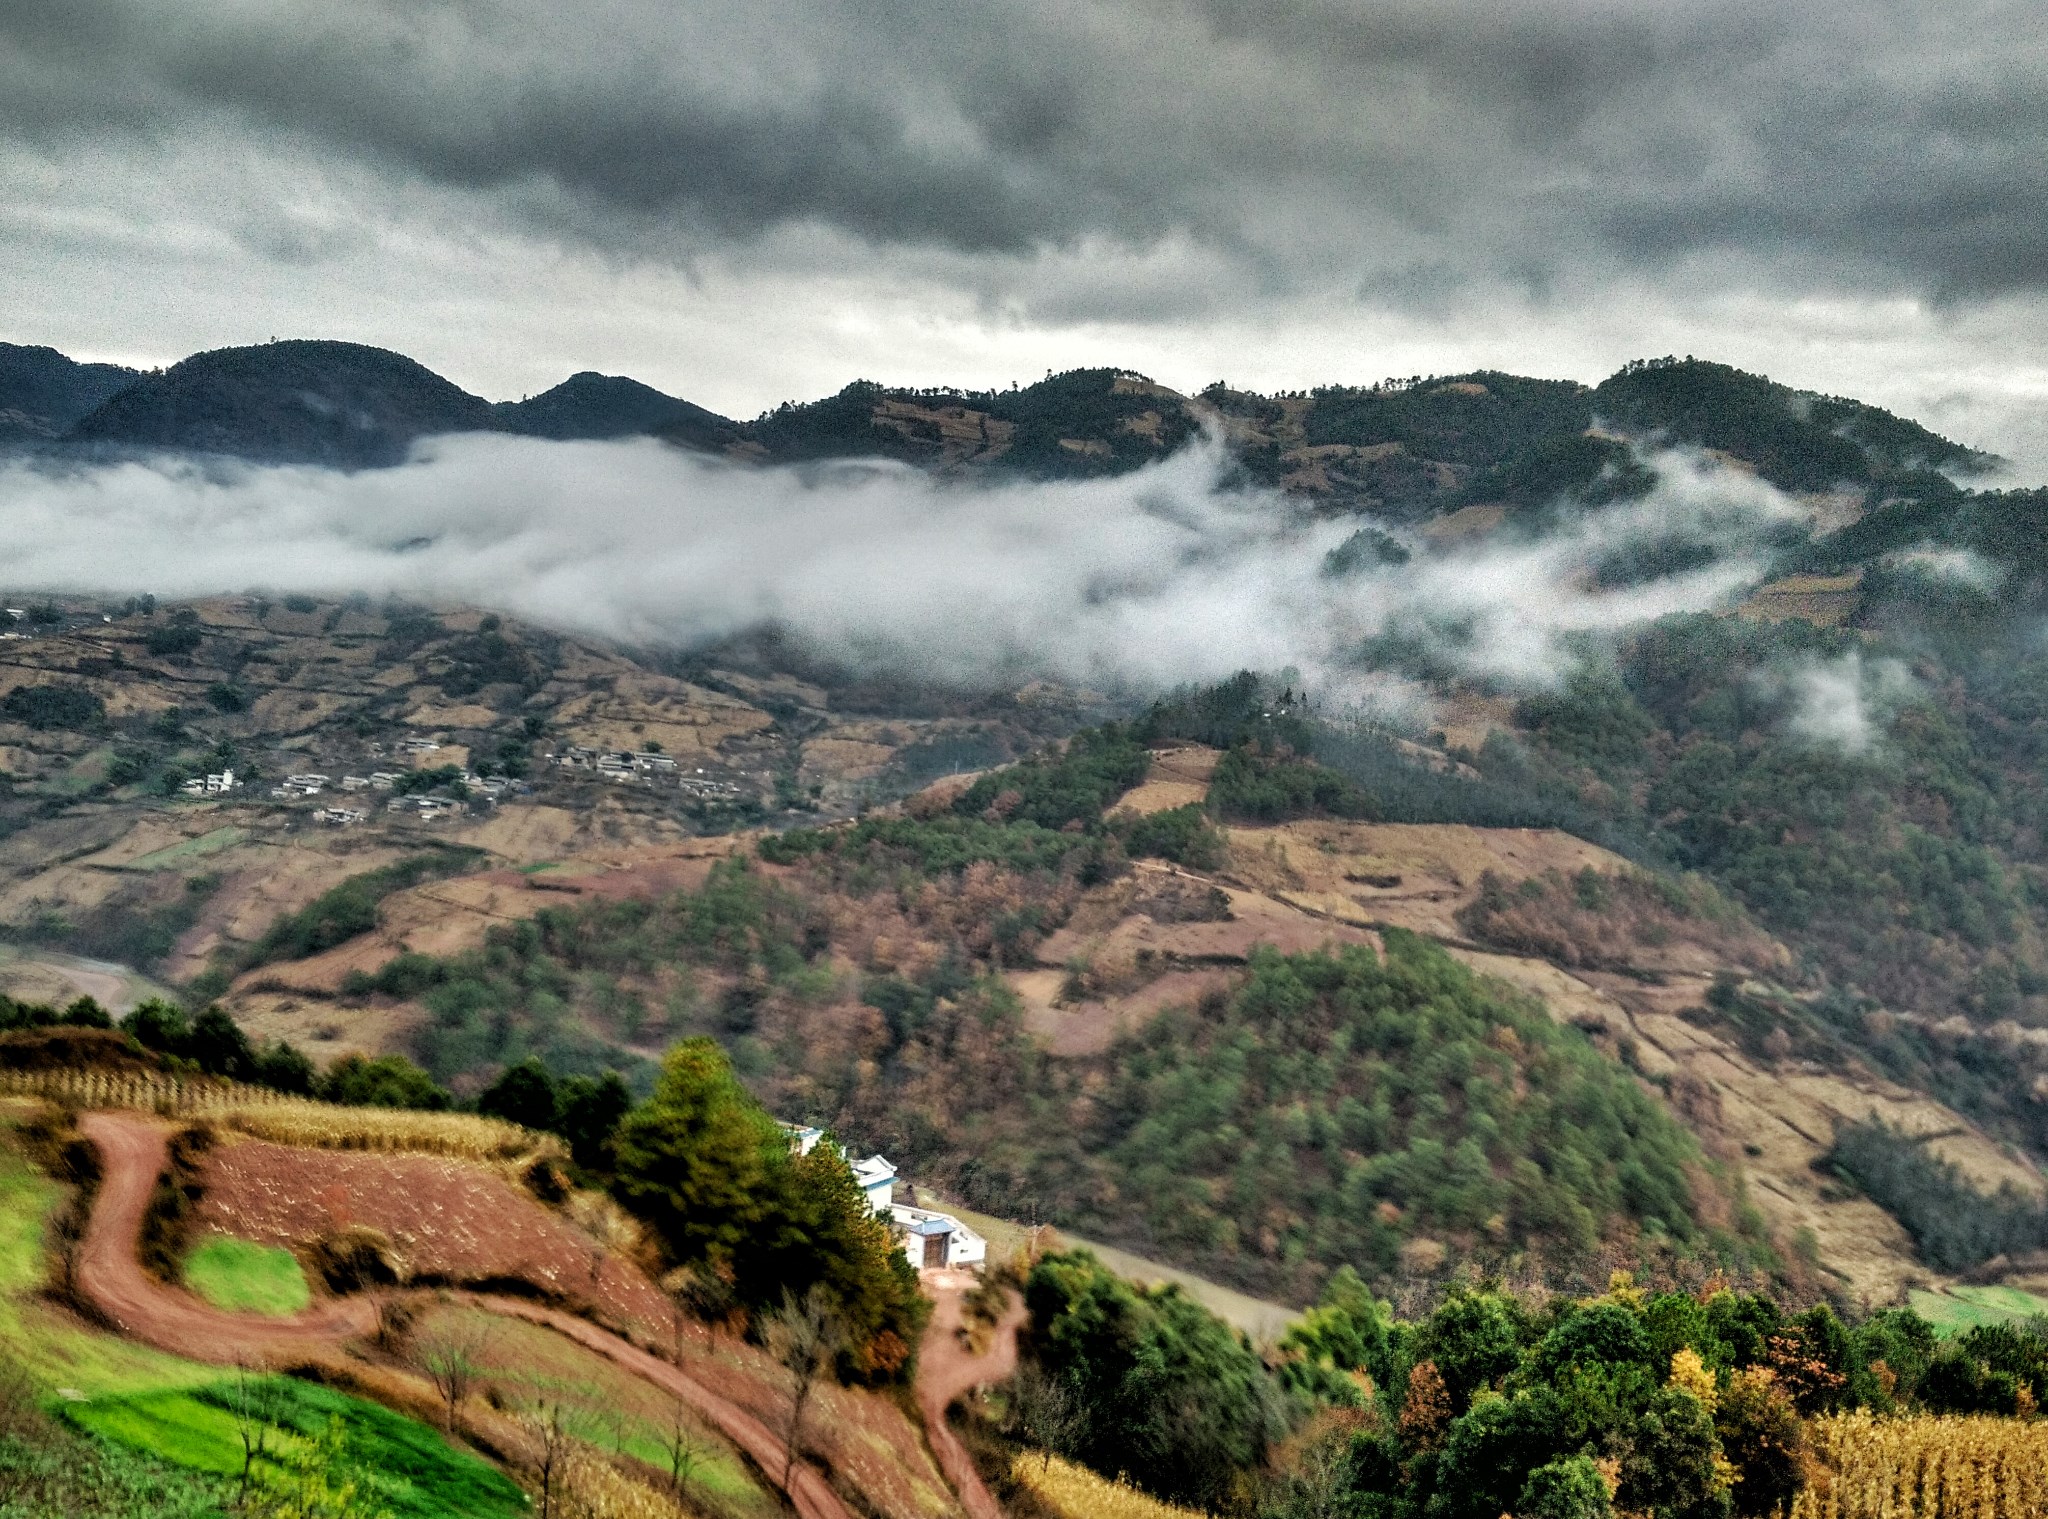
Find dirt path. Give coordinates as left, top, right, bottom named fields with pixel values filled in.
left=471, top=1294, right=853, bottom=1519
left=73, top=1110, right=857, bottom=1519
left=75, top=1111, right=374, bottom=1356
left=916, top=1270, right=1024, bottom=1519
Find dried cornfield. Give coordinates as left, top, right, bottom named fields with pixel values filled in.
left=1791, top=1410, right=2048, bottom=1519
left=553, top=1450, right=693, bottom=1519
left=0, top=1067, right=556, bottom=1162
left=1012, top=1454, right=1208, bottom=1519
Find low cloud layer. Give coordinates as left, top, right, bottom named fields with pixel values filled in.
left=0, top=435, right=1802, bottom=709
left=1764, top=650, right=1916, bottom=754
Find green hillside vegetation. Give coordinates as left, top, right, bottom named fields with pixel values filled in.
left=1015, top=1251, right=2037, bottom=1518
left=760, top=720, right=1223, bottom=881
left=748, top=368, right=1196, bottom=476
left=1592, top=356, right=1986, bottom=489
left=1449, top=612, right=2048, bottom=1151
left=342, top=833, right=1766, bottom=1300
left=0, top=340, right=140, bottom=437
left=496, top=369, right=740, bottom=447
left=1824, top=1119, right=2048, bottom=1272
left=68, top=339, right=502, bottom=467
left=1074, top=935, right=1741, bottom=1291
left=65, top=1376, right=527, bottom=1519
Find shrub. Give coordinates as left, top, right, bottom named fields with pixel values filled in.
left=144, top=623, right=203, bottom=656
left=317, top=1052, right=452, bottom=1111
left=1024, top=1249, right=1288, bottom=1508
left=1517, top=1456, right=1613, bottom=1519
left=1206, top=742, right=1377, bottom=823
left=0, top=682, right=105, bottom=730
left=243, top=851, right=480, bottom=969
left=1114, top=803, right=1226, bottom=869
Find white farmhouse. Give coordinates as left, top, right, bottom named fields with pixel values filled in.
left=778, top=1120, right=983, bottom=1270
left=889, top=1203, right=987, bottom=1271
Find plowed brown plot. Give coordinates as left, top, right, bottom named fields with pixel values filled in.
left=196, top=1139, right=672, bottom=1334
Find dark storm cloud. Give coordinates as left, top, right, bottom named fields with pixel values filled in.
left=4, top=0, right=2048, bottom=303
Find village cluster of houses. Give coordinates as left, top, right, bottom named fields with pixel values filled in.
left=547, top=746, right=744, bottom=800
left=552, top=745, right=673, bottom=780
left=783, top=1123, right=988, bottom=1272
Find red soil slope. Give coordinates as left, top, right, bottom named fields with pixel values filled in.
left=195, top=1138, right=671, bottom=1333
left=71, top=1111, right=869, bottom=1519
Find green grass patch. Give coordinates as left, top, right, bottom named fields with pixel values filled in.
left=126, top=826, right=248, bottom=871
left=183, top=1235, right=311, bottom=1317
left=65, top=1377, right=528, bottom=1519
left=1909, top=1283, right=2048, bottom=1336
left=0, top=1133, right=57, bottom=1297
left=424, top=1304, right=773, bottom=1511
left=0, top=1123, right=222, bottom=1398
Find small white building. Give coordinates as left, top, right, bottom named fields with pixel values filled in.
left=182, top=767, right=237, bottom=797
left=782, top=1122, right=825, bottom=1156
left=851, top=1154, right=897, bottom=1212
left=890, top=1203, right=987, bottom=1271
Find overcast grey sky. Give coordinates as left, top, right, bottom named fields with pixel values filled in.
left=5, top=1, right=2047, bottom=466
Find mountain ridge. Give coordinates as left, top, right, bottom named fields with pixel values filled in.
left=3, top=337, right=1999, bottom=518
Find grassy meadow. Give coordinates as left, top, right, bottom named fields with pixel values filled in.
left=182, top=1233, right=312, bottom=1316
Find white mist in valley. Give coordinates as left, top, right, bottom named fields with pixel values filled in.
left=0, top=433, right=1814, bottom=712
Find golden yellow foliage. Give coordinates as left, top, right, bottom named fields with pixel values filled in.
left=1012, top=1453, right=1209, bottom=1519
left=1669, top=1347, right=1717, bottom=1414
left=1791, top=1410, right=2048, bottom=1519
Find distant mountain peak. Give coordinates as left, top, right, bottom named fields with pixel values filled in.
left=67, top=339, right=499, bottom=468
left=496, top=370, right=738, bottom=448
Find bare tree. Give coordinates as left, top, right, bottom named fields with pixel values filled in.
left=524, top=1400, right=570, bottom=1519
left=763, top=1285, right=845, bottom=1495
left=224, top=1359, right=282, bottom=1508
left=1271, top=1423, right=1352, bottom=1519
left=664, top=1395, right=706, bottom=1499
left=659, top=1290, right=707, bottom=1498
left=414, top=1315, right=496, bottom=1433
left=1007, top=1362, right=1083, bottom=1472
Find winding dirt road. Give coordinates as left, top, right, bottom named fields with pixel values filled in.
left=916, top=1270, right=1025, bottom=1519
left=76, top=1112, right=374, bottom=1355
left=72, top=1111, right=858, bottom=1519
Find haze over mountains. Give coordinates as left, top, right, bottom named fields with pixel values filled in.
left=0, top=338, right=741, bottom=468
left=3, top=330, right=2041, bottom=705
left=0, top=332, right=2002, bottom=494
